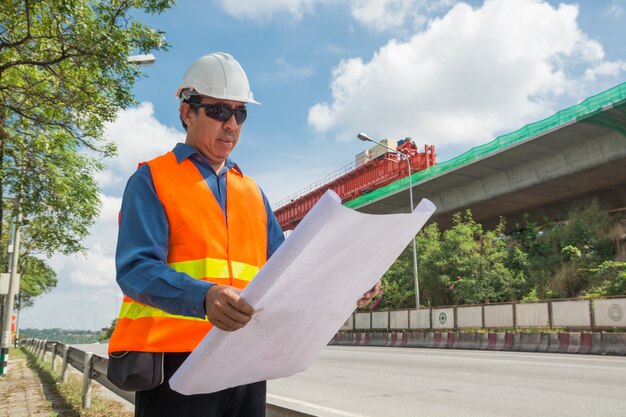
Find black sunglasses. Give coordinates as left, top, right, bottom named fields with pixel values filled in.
left=191, top=103, right=247, bottom=125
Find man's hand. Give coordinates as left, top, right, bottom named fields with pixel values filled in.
left=204, top=285, right=255, bottom=331
left=357, top=281, right=381, bottom=307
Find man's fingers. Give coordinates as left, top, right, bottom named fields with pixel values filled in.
left=221, top=304, right=253, bottom=325
left=205, top=285, right=256, bottom=331
left=228, top=293, right=255, bottom=316
left=212, top=315, right=246, bottom=332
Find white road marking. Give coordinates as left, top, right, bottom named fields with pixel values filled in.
left=267, top=393, right=369, bottom=417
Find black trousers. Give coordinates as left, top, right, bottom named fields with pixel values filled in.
left=135, top=352, right=266, bottom=417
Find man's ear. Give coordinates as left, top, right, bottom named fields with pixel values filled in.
left=180, top=102, right=193, bottom=127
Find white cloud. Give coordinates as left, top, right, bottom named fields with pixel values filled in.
left=260, top=58, right=316, bottom=83
left=350, top=0, right=421, bottom=31
left=606, top=0, right=625, bottom=17
left=584, top=60, right=626, bottom=81
left=348, top=0, right=458, bottom=32
left=215, top=0, right=325, bottom=20
left=307, top=0, right=624, bottom=147
left=214, top=0, right=452, bottom=31
left=47, top=194, right=121, bottom=288
left=97, top=102, right=183, bottom=191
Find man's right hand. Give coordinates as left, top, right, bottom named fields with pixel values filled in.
left=204, top=285, right=255, bottom=331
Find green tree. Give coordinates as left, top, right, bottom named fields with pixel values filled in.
left=415, top=222, right=448, bottom=306
left=587, top=261, right=626, bottom=296
left=379, top=211, right=526, bottom=309
left=0, top=0, right=173, bottom=311
left=436, top=211, right=525, bottom=305
left=0, top=0, right=173, bottom=256
left=375, top=246, right=414, bottom=309
left=100, top=318, right=116, bottom=341
left=16, top=255, right=57, bottom=308
left=510, top=200, right=616, bottom=298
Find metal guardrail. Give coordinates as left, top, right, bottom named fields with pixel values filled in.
left=22, top=339, right=310, bottom=416
left=23, top=339, right=134, bottom=408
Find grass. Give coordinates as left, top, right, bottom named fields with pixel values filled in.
left=9, top=346, right=26, bottom=359
left=22, top=347, right=133, bottom=417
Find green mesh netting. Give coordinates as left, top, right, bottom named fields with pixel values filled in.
left=345, top=82, right=626, bottom=209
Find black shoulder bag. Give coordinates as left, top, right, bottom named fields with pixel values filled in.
left=107, top=351, right=165, bottom=391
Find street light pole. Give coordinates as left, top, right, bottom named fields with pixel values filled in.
left=83, top=306, right=97, bottom=342
left=0, top=209, right=23, bottom=376
left=357, top=133, right=420, bottom=309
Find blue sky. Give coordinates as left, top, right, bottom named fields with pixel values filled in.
left=20, top=0, right=626, bottom=330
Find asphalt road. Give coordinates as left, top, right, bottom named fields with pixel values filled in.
left=74, top=344, right=626, bottom=417
left=267, top=346, right=626, bottom=417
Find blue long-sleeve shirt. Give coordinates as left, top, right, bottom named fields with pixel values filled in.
left=115, top=143, right=285, bottom=319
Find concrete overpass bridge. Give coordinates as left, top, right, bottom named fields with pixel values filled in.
left=343, top=82, right=626, bottom=230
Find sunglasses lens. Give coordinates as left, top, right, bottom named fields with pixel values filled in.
left=234, top=109, right=247, bottom=125
left=202, top=104, right=223, bottom=120
left=201, top=104, right=247, bottom=125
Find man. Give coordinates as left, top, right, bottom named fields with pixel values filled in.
left=108, top=52, right=380, bottom=417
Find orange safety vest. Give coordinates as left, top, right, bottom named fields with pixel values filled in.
left=109, top=151, right=268, bottom=353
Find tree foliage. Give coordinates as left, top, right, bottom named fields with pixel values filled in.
left=17, top=255, right=57, bottom=308
left=0, top=0, right=173, bottom=307
left=373, top=202, right=624, bottom=310
left=510, top=200, right=616, bottom=298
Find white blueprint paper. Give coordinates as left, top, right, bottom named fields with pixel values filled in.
left=169, top=190, right=436, bottom=395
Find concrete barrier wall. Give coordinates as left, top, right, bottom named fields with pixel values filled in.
left=349, top=296, right=626, bottom=332
left=390, top=310, right=409, bottom=329
left=409, top=309, right=430, bottom=329
left=432, top=308, right=454, bottom=329
left=328, top=331, right=626, bottom=356
left=484, top=304, right=514, bottom=328
left=457, top=306, right=483, bottom=329
left=354, top=312, right=370, bottom=330
left=516, top=302, right=549, bottom=327
left=372, top=311, right=388, bottom=329
left=593, top=298, right=626, bottom=328
left=552, top=299, right=591, bottom=328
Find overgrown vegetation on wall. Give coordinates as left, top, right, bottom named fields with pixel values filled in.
left=373, top=200, right=626, bottom=310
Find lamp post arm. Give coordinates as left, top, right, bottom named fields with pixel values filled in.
left=357, top=133, right=420, bottom=308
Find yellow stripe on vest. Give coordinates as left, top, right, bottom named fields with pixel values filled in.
left=168, top=257, right=259, bottom=281
left=169, top=258, right=230, bottom=279
left=118, top=301, right=206, bottom=322
left=230, top=261, right=259, bottom=281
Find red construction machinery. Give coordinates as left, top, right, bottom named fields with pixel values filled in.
left=273, top=137, right=436, bottom=231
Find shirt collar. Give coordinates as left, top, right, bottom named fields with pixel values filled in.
left=172, top=143, right=240, bottom=174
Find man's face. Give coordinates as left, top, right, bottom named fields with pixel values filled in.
left=181, top=96, right=245, bottom=169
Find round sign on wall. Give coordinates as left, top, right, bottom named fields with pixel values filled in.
left=439, top=312, right=447, bottom=324
left=608, top=304, right=624, bottom=322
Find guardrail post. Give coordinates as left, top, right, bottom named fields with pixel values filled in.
left=40, top=340, right=48, bottom=362
left=61, top=346, right=70, bottom=383
left=82, top=352, right=93, bottom=409
left=51, top=343, right=57, bottom=372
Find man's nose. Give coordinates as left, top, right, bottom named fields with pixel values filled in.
left=223, top=113, right=239, bottom=130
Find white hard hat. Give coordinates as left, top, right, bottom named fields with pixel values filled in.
left=175, top=52, right=260, bottom=104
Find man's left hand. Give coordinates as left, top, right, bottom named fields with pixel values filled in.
left=357, top=281, right=381, bottom=307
